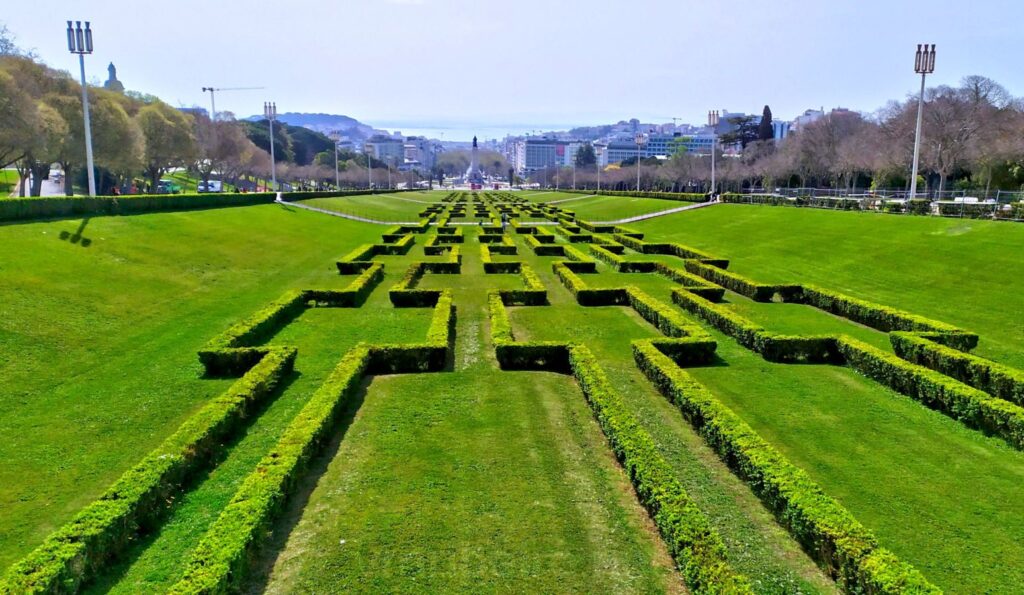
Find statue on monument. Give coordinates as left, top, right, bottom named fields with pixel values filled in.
left=467, top=135, right=484, bottom=188
left=103, top=63, right=125, bottom=94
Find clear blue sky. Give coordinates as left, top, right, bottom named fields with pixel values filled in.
left=4, top=0, right=1022, bottom=139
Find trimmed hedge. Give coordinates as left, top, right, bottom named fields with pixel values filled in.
left=890, top=332, right=1024, bottom=406
left=671, top=289, right=843, bottom=364
left=839, top=337, right=1024, bottom=450
left=569, top=345, right=752, bottom=593
left=488, top=291, right=568, bottom=371
left=683, top=261, right=801, bottom=302
left=1, top=347, right=296, bottom=594
left=389, top=259, right=458, bottom=307
left=633, top=342, right=938, bottom=593
left=802, top=285, right=978, bottom=350
left=168, top=345, right=369, bottom=594
left=553, top=262, right=628, bottom=306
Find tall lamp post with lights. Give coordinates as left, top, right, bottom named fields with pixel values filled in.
left=908, top=44, right=936, bottom=204
left=66, top=21, right=96, bottom=197
left=264, top=102, right=278, bottom=193
left=635, top=133, right=647, bottom=192
left=708, top=110, right=719, bottom=199
left=596, top=146, right=602, bottom=192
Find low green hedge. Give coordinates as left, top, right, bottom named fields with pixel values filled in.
left=671, top=289, right=843, bottom=364
left=890, top=332, right=1024, bottom=406
left=839, top=337, right=1024, bottom=450
left=633, top=342, right=938, bottom=593
left=802, top=285, right=978, bottom=350
left=488, top=291, right=568, bottom=371
left=654, top=263, right=726, bottom=302
left=553, top=263, right=628, bottom=306
left=569, top=345, right=751, bottom=592
left=199, top=290, right=307, bottom=375
left=683, top=261, right=801, bottom=302
left=168, top=345, right=369, bottom=594
left=2, top=347, right=296, bottom=594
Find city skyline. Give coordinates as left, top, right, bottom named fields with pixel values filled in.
left=3, top=0, right=1023, bottom=141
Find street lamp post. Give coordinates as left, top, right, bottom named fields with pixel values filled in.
left=264, top=102, right=277, bottom=193
left=908, top=43, right=936, bottom=205
left=386, top=156, right=392, bottom=190
left=66, top=21, right=96, bottom=197
left=635, top=133, right=647, bottom=192
left=330, top=133, right=341, bottom=190
left=708, top=110, right=720, bottom=198
left=596, top=146, right=602, bottom=192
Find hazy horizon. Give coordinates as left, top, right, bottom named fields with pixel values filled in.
left=4, top=0, right=1023, bottom=141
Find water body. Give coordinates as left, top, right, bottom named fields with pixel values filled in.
left=367, top=120, right=578, bottom=142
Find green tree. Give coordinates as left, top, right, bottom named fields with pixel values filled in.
left=0, top=69, right=38, bottom=169
left=758, top=105, right=774, bottom=142
left=136, top=101, right=196, bottom=193
left=575, top=143, right=597, bottom=167
left=720, top=115, right=759, bottom=149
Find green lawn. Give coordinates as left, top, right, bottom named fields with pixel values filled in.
left=2, top=196, right=1023, bottom=592
left=300, top=191, right=444, bottom=222
left=551, top=193, right=687, bottom=221
left=633, top=204, right=1024, bottom=368
left=0, top=169, right=19, bottom=195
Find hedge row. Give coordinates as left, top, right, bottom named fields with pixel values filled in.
left=802, top=285, right=978, bottom=349
left=503, top=264, right=548, bottom=306
left=1, top=347, right=296, bottom=593
left=481, top=245, right=521, bottom=274
left=0, top=189, right=425, bottom=223
left=168, top=345, right=370, bottom=594
left=684, top=261, right=801, bottom=302
left=632, top=342, right=938, bottom=593
left=838, top=337, right=1024, bottom=450
left=389, top=257, right=460, bottom=307
left=671, top=289, right=842, bottom=364
left=654, top=263, right=726, bottom=302
left=568, top=345, right=752, bottom=592
left=200, top=264, right=384, bottom=375
left=890, top=332, right=1024, bottom=406
left=553, top=262, right=628, bottom=306
left=370, top=290, right=454, bottom=374
left=610, top=233, right=723, bottom=264
left=488, top=291, right=569, bottom=371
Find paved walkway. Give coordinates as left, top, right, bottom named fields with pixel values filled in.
left=593, top=200, right=719, bottom=224
left=545, top=194, right=597, bottom=205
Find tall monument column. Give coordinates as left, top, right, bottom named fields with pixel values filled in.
left=468, top=135, right=484, bottom=188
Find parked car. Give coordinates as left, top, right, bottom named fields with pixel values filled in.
left=197, top=180, right=223, bottom=193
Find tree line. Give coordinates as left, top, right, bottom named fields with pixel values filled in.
left=536, top=76, right=1024, bottom=197
left=0, top=35, right=425, bottom=195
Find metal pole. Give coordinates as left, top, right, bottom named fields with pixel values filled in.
left=334, top=142, right=340, bottom=190
left=267, top=111, right=277, bottom=192
left=209, top=90, right=216, bottom=124
left=711, top=133, right=716, bottom=198
left=78, top=52, right=96, bottom=197
left=636, top=141, right=641, bottom=192
left=909, top=71, right=926, bottom=205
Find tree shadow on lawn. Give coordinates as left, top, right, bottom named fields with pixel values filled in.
left=58, top=217, right=92, bottom=247
left=79, top=370, right=303, bottom=593
left=243, top=376, right=372, bottom=594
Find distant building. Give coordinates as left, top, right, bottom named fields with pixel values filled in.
left=791, top=108, right=825, bottom=132
left=516, top=138, right=569, bottom=173
left=103, top=63, right=124, bottom=94
left=598, top=133, right=716, bottom=166
left=772, top=120, right=791, bottom=140
left=402, top=136, right=437, bottom=172
left=364, top=135, right=405, bottom=164
left=177, top=107, right=209, bottom=118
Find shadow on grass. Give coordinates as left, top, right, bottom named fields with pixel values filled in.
left=59, top=218, right=92, bottom=247
left=243, top=376, right=372, bottom=593
left=78, top=370, right=303, bottom=594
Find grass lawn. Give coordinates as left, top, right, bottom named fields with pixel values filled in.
left=634, top=204, right=1024, bottom=368
left=300, top=190, right=445, bottom=222
left=2, top=195, right=1023, bottom=592
left=0, top=203, right=381, bottom=569
left=551, top=193, right=689, bottom=221
left=0, top=169, right=19, bottom=195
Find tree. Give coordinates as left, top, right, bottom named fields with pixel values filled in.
left=193, top=115, right=251, bottom=189
left=757, top=105, right=774, bottom=142
left=21, top=101, right=67, bottom=196
left=0, top=69, right=38, bottom=169
left=575, top=143, right=597, bottom=167
left=508, top=167, right=515, bottom=186
left=136, top=101, right=196, bottom=193
left=719, top=115, right=759, bottom=149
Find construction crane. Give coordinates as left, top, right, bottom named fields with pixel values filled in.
left=200, top=86, right=265, bottom=122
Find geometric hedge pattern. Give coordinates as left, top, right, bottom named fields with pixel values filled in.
left=4, top=192, right=1022, bottom=594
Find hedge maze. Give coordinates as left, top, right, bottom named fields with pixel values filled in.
left=5, top=190, right=1024, bottom=593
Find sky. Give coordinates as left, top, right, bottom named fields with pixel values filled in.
left=4, top=0, right=1023, bottom=140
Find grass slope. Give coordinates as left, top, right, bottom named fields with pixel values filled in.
left=0, top=203, right=380, bottom=568
left=299, top=191, right=444, bottom=221
left=634, top=204, right=1024, bottom=368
